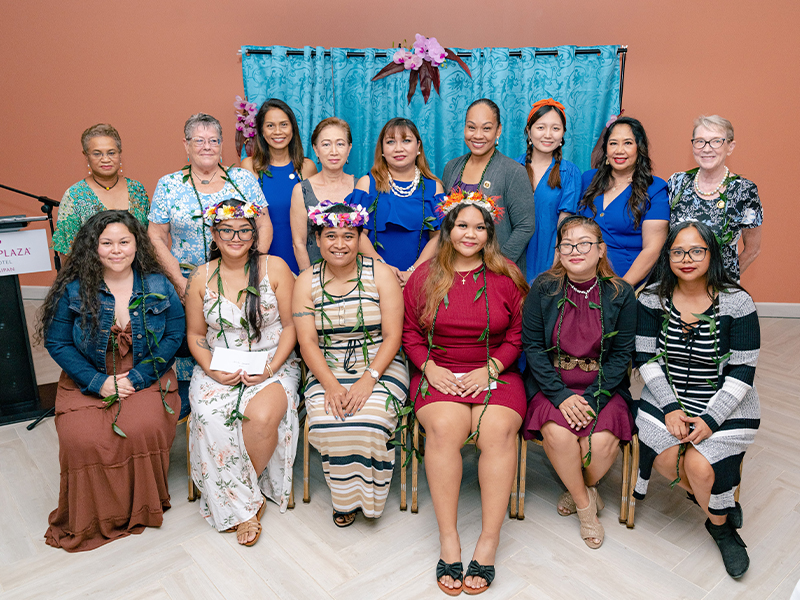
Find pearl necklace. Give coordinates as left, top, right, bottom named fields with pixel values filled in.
left=694, top=166, right=729, bottom=196
left=568, top=278, right=598, bottom=299
left=388, top=166, right=421, bottom=197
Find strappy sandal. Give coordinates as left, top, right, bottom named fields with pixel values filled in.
left=576, top=486, right=604, bottom=549
left=557, top=491, right=577, bottom=516
left=224, top=499, right=265, bottom=534
left=333, top=510, right=356, bottom=528
left=463, top=560, right=495, bottom=595
left=436, top=559, right=464, bottom=596
left=236, top=501, right=266, bottom=546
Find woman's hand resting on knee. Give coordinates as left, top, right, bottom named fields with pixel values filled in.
left=678, top=415, right=712, bottom=444
left=559, top=394, right=593, bottom=430
left=665, top=409, right=690, bottom=439
left=424, top=362, right=465, bottom=396
left=324, top=382, right=348, bottom=420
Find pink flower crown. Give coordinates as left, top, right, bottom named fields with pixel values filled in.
left=307, top=199, right=369, bottom=228
left=204, top=200, right=261, bottom=224
left=436, top=188, right=504, bottom=223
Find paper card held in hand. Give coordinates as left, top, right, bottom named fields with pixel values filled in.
left=209, top=347, right=268, bottom=375
left=453, top=373, right=497, bottom=392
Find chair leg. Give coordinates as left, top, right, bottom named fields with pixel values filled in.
left=185, top=416, right=199, bottom=502
left=518, top=437, right=526, bottom=520
left=303, top=413, right=310, bottom=503
left=627, top=434, right=639, bottom=528
left=619, top=441, right=631, bottom=523
left=400, top=414, right=408, bottom=511
left=411, top=420, right=419, bottom=514
left=509, top=434, right=519, bottom=518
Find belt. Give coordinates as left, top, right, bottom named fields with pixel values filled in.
left=554, top=354, right=599, bottom=372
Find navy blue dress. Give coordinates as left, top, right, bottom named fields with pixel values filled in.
left=259, top=163, right=301, bottom=273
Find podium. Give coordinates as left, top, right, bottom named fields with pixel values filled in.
left=0, top=216, right=53, bottom=425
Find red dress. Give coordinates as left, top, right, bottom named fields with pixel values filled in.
left=403, top=262, right=527, bottom=418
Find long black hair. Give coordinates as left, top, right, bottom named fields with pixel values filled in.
left=644, top=220, right=745, bottom=307
left=251, top=98, right=306, bottom=176
left=579, top=116, right=654, bottom=230
left=209, top=199, right=266, bottom=342
left=37, top=210, right=166, bottom=342
left=524, top=105, right=566, bottom=190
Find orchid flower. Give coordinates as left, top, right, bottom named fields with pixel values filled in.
left=405, top=53, right=423, bottom=70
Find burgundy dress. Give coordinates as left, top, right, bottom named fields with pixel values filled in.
left=522, top=277, right=633, bottom=440
left=403, top=261, right=526, bottom=419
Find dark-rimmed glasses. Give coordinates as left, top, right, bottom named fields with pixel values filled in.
left=217, top=228, right=254, bottom=241
left=557, top=241, right=601, bottom=255
left=669, top=247, right=708, bottom=262
left=691, top=138, right=727, bottom=150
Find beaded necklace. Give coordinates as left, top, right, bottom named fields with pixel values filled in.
left=457, top=149, right=497, bottom=190
left=369, top=176, right=435, bottom=262
left=673, top=168, right=740, bottom=249
left=181, top=163, right=250, bottom=269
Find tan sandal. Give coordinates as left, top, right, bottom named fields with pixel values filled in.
left=235, top=500, right=266, bottom=546
left=557, top=491, right=577, bottom=516
left=576, top=486, right=604, bottom=549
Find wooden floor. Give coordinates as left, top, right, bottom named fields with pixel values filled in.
left=1, top=317, right=799, bottom=600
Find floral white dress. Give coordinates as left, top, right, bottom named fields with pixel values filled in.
left=189, top=260, right=300, bottom=530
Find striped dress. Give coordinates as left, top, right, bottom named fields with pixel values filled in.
left=305, top=256, right=409, bottom=518
left=633, top=288, right=760, bottom=516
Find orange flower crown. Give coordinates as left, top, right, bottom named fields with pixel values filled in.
left=436, top=188, right=504, bottom=223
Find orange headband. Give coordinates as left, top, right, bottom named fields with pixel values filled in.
left=527, top=98, right=566, bottom=124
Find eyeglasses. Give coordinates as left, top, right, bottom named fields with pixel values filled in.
left=669, top=247, right=708, bottom=263
left=188, top=137, right=222, bottom=147
left=557, top=241, right=601, bottom=255
left=88, top=150, right=119, bottom=159
left=691, top=138, right=727, bottom=150
left=216, top=228, right=254, bottom=241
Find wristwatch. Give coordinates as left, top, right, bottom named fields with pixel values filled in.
left=366, top=366, right=380, bottom=380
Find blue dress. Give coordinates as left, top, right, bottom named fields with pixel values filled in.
left=578, top=169, right=669, bottom=284
left=259, top=163, right=301, bottom=274
left=515, top=155, right=581, bottom=282
left=353, top=173, right=444, bottom=271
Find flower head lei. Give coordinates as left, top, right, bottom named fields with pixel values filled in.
left=203, top=200, right=261, bottom=225
left=436, top=188, right=504, bottom=223
left=307, top=199, right=370, bottom=228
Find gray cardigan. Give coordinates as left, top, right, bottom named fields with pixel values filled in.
left=443, top=151, right=535, bottom=274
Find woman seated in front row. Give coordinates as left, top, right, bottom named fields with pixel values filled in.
left=293, top=200, right=409, bottom=527
left=634, top=221, right=760, bottom=579
left=403, top=191, right=529, bottom=595
left=521, top=215, right=636, bottom=549
left=185, top=199, right=301, bottom=547
left=40, top=210, right=183, bottom=551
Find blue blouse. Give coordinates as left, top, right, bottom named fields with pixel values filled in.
left=579, top=169, right=669, bottom=282
left=353, top=173, right=444, bottom=271
left=258, top=163, right=301, bottom=274
left=515, top=155, right=581, bottom=281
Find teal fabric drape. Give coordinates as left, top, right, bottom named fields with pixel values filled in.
left=241, top=45, right=620, bottom=178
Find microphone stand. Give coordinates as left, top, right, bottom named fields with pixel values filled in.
left=0, top=183, right=62, bottom=429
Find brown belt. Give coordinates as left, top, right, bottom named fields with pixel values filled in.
left=554, top=354, right=599, bottom=372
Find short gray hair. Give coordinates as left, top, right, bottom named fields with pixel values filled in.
left=693, top=115, right=734, bottom=141
left=184, top=113, right=223, bottom=141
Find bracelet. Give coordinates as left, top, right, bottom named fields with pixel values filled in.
left=266, top=363, right=274, bottom=378
left=407, top=265, right=416, bottom=273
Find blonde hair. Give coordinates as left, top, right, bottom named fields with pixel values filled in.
left=693, top=115, right=734, bottom=141
left=371, top=118, right=440, bottom=193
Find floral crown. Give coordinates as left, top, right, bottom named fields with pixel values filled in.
left=436, top=188, right=504, bottom=223
left=204, top=200, right=261, bottom=224
left=307, top=199, right=369, bottom=228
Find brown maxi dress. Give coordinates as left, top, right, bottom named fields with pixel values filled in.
left=45, top=322, right=180, bottom=552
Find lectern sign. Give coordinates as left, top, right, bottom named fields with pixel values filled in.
left=0, top=229, right=52, bottom=275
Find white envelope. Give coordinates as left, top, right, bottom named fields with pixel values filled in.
left=209, top=347, right=268, bottom=375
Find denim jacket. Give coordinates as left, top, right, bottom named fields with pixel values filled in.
left=45, top=270, right=185, bottom=396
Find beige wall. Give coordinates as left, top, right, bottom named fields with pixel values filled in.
left=2, top=0, right=798, bottom=301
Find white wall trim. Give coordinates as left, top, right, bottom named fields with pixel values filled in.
left=756, top=302, right=800, bottom=319
left=22, top=285, right=50, bottom=301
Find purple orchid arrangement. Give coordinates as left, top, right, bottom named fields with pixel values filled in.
left=234, top=95, right=258, bottom=157
left=372, top=34, right=471, bottom=103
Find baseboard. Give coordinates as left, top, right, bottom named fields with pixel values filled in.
left=21, top=285, right=50, bottom=301
left=756, top=302, right=800, bottom=319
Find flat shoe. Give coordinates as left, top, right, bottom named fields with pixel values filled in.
left=557, top=491, right=577, bottom=516
left=706, top=519, right=749, bottom=579
left=436, top=559, right=463, bottom=596
left=463, top=560, right=495, bottom=595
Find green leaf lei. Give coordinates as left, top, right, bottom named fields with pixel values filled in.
left=101, top=278, right=175, bottom=438
left=553, top=276, right=617, bottom=467
left=369, top=177, right=435, bottom=259
left=181, top=163, right=250, bottom=270
left=673, top=168, right=740, bottom=250
left=645, top=294, right=725, bottom=488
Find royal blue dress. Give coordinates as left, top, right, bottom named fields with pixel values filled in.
left=579, top=170, right=669, bottom=284
left=515, top=155, right=581, bottom=282
left=352, top=173, right=444, bottom=271
left=259, top=163, right=301, bottom=273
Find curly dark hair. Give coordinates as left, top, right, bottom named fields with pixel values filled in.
left=579, top=116, right=654, bottom=230
left=36, top=210, right=166, bottom=343
left=208, top=199, right=266, bottom=342
left=643, top=220, right=745, bottom=307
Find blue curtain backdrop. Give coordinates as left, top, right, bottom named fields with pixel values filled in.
left=241, top=45, right=620, bottom=178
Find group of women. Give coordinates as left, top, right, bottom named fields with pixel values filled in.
left=38, top=97, right=762, bottom=591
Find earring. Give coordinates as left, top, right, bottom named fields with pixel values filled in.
left=495, top=138, right=499, bottom=146
left=417, top=151, right=421, bottom=155
left=210, top=240, right=218, bottom=252
left=605, top=157, right=610, bottom=165
left=346, top=158, right=349, bottom=164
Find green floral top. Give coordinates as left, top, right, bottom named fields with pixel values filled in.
left=52, top=178, right=150, bottom=254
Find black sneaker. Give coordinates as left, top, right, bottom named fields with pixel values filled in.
left=705, top=518, right=749, bottom=579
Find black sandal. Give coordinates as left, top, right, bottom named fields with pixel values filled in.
left=463, top=559, right=495, bottom=595
left=436, top=559, right=463, bottom=596
left=332, top=510, right=356, bottom=528
left=705, top=518, right=749, bottom=579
